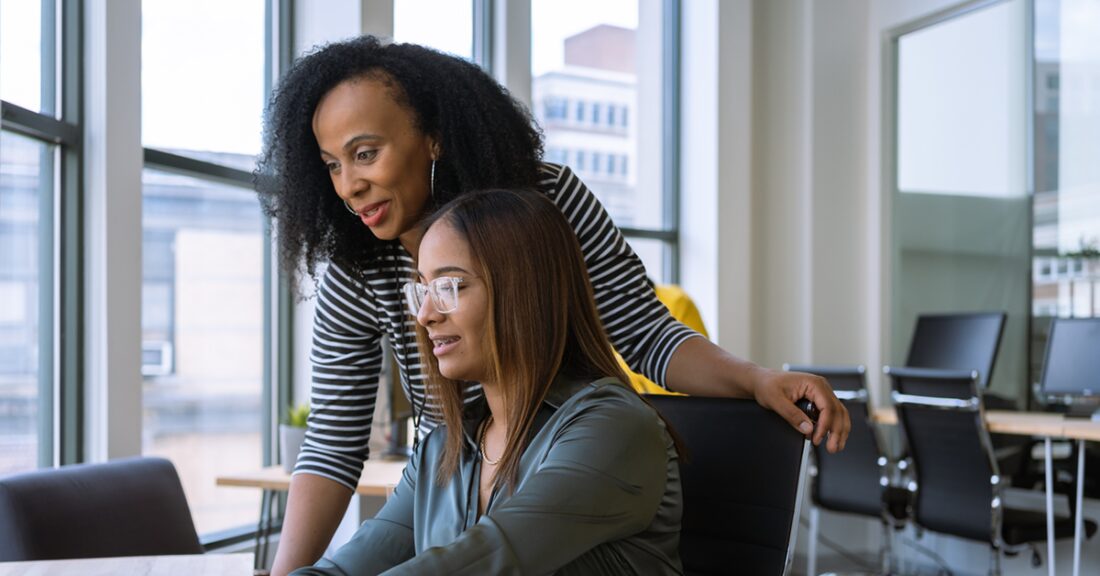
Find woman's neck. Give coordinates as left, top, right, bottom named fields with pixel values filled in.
left=480, top=382, right=511, bottom=465
left=398, top=227, right=423, bottom=257
left=481, top=382, right=507, bottom=430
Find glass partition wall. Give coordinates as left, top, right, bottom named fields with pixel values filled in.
left=1030, top=0, right=1100, bottom=386
left=889, top=0, right=1031, bottom=404
left=890, top=0, right=1100, bottom=406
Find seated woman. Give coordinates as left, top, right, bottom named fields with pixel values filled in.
left=292, top=189, right=682, bottom=575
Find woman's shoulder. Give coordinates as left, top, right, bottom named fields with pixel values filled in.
left=551, top=376, right=674, bottom=456
left=566, top=377, right=662, bottom=423
left=536, top=162, right=583, bottom=196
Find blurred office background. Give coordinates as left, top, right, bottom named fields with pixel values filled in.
left=1, top=0, right=1097, bottom=572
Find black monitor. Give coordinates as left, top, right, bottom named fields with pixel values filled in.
left=906, top=312, right=1006, bottom=390
left=1040, top=318, right=1100, bottom=417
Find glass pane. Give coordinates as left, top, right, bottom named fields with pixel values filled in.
left=141, top=0, right=265, bottom=167
left=141, top=168, right=264, bottom=534
left=393, top=0, right=473, bottom=60
left=891, top=0, right=1031, bottom=403
left=1030, top=0, right=1100, bottom=382
left=0, top=131, right=52, bottom=475
left=0, top=0, right=51, bottom=113
left=624, top=236, right=669, bottom=286
left=532, top=0, right=665, bottom=230
left=897, top=0, right=1027, bottom=197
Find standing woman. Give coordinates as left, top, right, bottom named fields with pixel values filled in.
left=255, top=36, right=849, bottom=575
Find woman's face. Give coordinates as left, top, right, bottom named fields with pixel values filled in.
left=414, top=221, right=491, bottom=385
left=312, top=76, right=436, bottom=247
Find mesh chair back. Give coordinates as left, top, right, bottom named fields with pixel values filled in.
left=0, top=456, right=202, bottom=561
left=785, top=365, right=884, bottom=518
left=889, top=367, right=997, bottom=543
left=645, top=395, right=810, bottom=576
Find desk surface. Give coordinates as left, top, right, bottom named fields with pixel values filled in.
left=0, top=553, right=251, bottom=576
left=873, top=407, right=1098, bottom=438
left=217, top=459, right=408, bottom=497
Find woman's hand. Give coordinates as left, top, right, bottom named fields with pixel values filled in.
left=665, top=336, right=851, bottom=453
left=750, top=369, right=849, bottom=453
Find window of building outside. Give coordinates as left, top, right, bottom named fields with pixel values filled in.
left=531, top=0, right=672, bottom=282
left=394, top=0, right=473, bottom=60
left=1030, top=0, right=1100, bottom=382
left=0, top=0, right=61, bottom=475
left=141, top=0, right=267, bottom=534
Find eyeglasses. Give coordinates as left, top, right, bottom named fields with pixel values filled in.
left=402, top=276, right=472, bottom=316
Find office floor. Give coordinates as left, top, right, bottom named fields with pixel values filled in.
left=794, top=495, right=1100, bottom=576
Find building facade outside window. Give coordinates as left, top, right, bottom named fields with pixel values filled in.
left=531, top=1, right=676, bottom=281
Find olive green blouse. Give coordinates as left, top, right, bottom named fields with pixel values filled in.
left=292, top=375, right=683, bottom=576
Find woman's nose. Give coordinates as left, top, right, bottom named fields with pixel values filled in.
left=336, top=167, right=367, bottom=200
left=416, top=295, right=442, bottom=326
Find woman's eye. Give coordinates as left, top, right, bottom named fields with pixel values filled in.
left=356, top=149, right=377, bottom=162
left=324, top=160, right=339, bottom=173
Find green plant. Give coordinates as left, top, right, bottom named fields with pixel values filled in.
left=286, top=403, right=310, bottom=428
left=1063, top=236, right=1100, bottom=260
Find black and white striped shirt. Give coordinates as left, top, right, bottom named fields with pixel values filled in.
left=295, top=163, right=700, bottom=489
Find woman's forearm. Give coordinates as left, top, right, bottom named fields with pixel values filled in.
left=271, top=473, right=354, bottom=576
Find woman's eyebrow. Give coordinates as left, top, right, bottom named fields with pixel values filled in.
left=343, top=134, right=382, bottom=151
left=416, top=265, right=471, bottom=277
left=318, top=134, right=382, bottom=158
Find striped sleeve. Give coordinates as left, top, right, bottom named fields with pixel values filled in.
left=539, top=163, right=702, bottom=389
left=293, top=262, right=384, bottom=490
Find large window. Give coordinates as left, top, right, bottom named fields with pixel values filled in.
left=393, top=0, right=474, bottom=60
left=530, top=0, right=678, bottom=281
left=0, top=133, right=51, bottom=475
left=1030, top=0, right=1100, bottom=381
left=0, top=0, right=77, bottom=474
left=141, top=0, right=269, bottom=535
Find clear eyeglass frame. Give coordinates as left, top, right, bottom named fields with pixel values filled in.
left=402, top=276, right=469, bottom=316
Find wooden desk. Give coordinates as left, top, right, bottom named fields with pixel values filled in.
left=0, top=553, right=251, bottom=576
left=216, top=459, right=408, bottom=497
left=216, top=459, right=408, bottom=572
left=873, top=406, right=1100, bottom=576
left=872, top=407, right=1066, bottom=437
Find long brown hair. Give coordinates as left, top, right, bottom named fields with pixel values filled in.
left=414, top=189, right=631, bottom=491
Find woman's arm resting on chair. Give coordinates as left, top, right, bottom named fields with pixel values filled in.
left=665, top=336, right=851, bottom=453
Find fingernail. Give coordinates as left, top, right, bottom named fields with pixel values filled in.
left=799, top=421, right=812, bottom=434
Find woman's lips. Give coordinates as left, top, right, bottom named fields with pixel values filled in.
left=431, top=335, right=460, bottom=356
left=359, top=201, right=390, bottom=228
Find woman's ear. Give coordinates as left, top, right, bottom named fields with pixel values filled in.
left=430, top=136, right=442, bottom=161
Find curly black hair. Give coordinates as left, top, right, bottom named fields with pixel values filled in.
left=254, top=36, right=544, bottom=288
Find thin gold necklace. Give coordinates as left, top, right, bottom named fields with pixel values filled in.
left=479, top=415, right=501, bottom=466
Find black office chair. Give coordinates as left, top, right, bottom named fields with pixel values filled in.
left=644, top=395, right=812, bottom=576
left=0, top=456, right=203, bottom=561
left=784, top=364, right=908, bottom=575
left=905, top=312, right=1006, bottom=391
left=886, top=366, right=1096, bottom=575
left=904, top=311, right=1032, bottom=481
